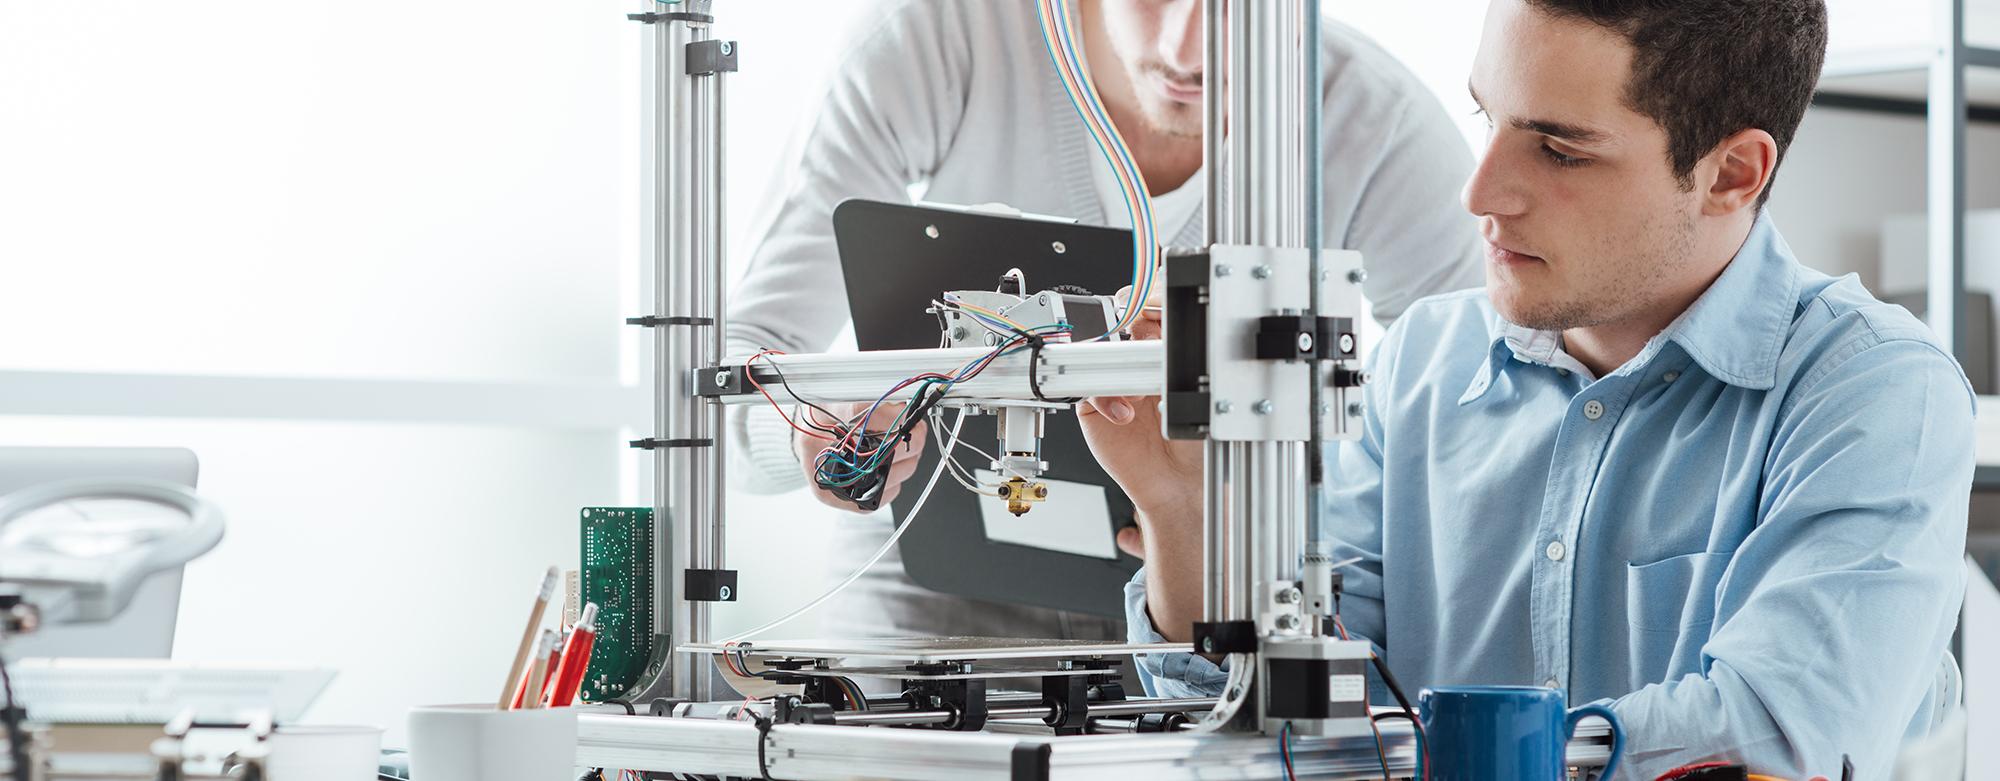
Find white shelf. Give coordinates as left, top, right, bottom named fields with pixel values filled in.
left=1818, top=46, right=2000, bottom=104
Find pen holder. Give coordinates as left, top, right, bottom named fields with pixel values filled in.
left=407, top=704, right=576, bottom=781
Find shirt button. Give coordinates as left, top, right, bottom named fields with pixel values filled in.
left=1582, top=400, right=1605, bottom=420
left=1546, top=540, right=1566, bottom=561
left=1662, top=371, right=1680, bottom=383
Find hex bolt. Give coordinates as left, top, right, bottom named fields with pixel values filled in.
left=1277, top=614, right=1300, bottom=631
left=1215, top=400, right=1234, bottom=414
left=1215, top=264, right=1233, bottom=278
left=1252, top=265, right=1272, bottom=280
left=951, top=326, right=968, bottom=341
left=1278, top=587, right=1301, bottom=604
left=1347, top=269, right=1368, bottom=284
left=1347, top=402, right=1364, bottom=418
left=1253, top=400, right=1274, bottom=415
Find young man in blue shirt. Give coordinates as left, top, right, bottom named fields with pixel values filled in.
left=1080, top=0, right=1975, bottom=777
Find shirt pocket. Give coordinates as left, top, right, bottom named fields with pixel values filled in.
left=1624, top=551, right=1730, bottom=683
left=1624, top=551, right=1729, bottom=632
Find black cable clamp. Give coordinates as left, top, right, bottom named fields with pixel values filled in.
left=686, top=39, right=739, bottom=76
left=684, top=568, right=738, bottom=602
left=626, top=11, right=714, bottom=24
left=625, top=315, right=715, bottom=327
left=627, top=438, right=713, bottom=450
left=1025, top=335, right=1081, bottom=404
left=1190, top=620, right=1258, bottom=655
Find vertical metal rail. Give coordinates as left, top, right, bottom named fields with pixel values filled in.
left=1928, top=0, right=1967, bottom=362
left=1200, top=0, right=1234, bottom=625
left=1213, top=0, right=1313, bottom=733
left=639, top=0, right=723, bottom=704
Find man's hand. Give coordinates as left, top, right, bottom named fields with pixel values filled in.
left=793, top=401, right=929, bottom=512
left=1076, top=294, right=1206, bottom=639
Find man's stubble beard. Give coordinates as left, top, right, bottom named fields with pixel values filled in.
left=1507, top=209, right=1697, bottom=334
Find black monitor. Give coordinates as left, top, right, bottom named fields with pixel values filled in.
left=831, top=199, right=1142, bottom=618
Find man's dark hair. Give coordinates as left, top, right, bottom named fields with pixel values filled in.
left=1526, top=0, right=1828, bottom=207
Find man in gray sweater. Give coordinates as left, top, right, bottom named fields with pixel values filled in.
left=726, top=0, right=1481, bottom=643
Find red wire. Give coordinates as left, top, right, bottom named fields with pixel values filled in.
left=747, top=350, right=838, bottom=442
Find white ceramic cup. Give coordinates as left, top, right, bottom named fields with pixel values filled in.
left=407, top=704, right=576, bottom=781
left=261, top=725, right=383, bottom=781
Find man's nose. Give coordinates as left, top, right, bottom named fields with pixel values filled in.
left=1160, top=0, right=1203, bottom=78
left=1462, top=142, right=1527, bottom=219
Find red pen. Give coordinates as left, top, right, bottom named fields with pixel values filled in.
left=547, top=603, right=598, bottom=707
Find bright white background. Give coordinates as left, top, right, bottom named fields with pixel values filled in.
left=2, top=0, right=1995, bottom=760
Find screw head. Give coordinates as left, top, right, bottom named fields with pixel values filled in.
left=1319, top=402, right=1333, bottom=417
left=1052, top=241, right=1067, bottom=254
left=1252, top=265, right=1272, bottom=280
left=925, top=224, right=940, bottom=239
left=1296, top=332, right=1315, bottom=354
left=1201, top=638, right=1217, bottom=653
left=951, top=327, right=968, bottom=341
left=719, top=585, right=733, bottom=600
left=1278, top=587, right=1301, bottom=604
left=1253, top=400, right=1274, bottom=415
left=1338, top=333, right=1357, bottom=354
left=1347, top=401, right=1364, bottom=418
left=713, top=371, right=730, bottom=388
left=1215, top=264, right=1233, bottom=278
left=1347, top=269, right=1368, bottom=284
left=1215, top=400, right=1234, bottom=414
left=1277, top=614, right=1300, bottom=631
left=720, top=41, right=734, bottom=55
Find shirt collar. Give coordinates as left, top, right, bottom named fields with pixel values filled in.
left=1460, top=214, right=1800, bottom=404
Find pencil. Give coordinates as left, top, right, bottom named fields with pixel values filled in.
left=497, top=565, right=561, bottom=709
left=521, top=628, right=555, bottom=710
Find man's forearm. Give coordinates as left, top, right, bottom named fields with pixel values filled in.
left=1137, top=502, right=1206, bottom=643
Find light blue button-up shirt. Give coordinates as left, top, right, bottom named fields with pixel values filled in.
left=1126, top=217, right=1974, bottom=779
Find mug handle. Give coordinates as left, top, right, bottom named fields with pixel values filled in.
left=1566, top=703, right=1625, bottom=780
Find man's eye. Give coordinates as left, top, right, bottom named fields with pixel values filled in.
left=1541, top=144, right=1587, bottom=168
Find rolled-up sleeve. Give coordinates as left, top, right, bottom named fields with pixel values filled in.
left=1124, top=568, right=1230, bottom=697
left=1606, top=336, right=1975, bottom=780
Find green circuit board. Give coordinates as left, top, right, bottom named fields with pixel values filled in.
left=579, top=507, right=654, bottom=703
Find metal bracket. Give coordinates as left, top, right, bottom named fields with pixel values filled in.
left=683, top=568, right=737, bottom=602
left=686, top=39, right=739, bottom=75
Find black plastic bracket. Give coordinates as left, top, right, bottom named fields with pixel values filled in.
left=686, top=40, right=739, bottom=75
left=683, top=568, right=737, bottom=602
left=694, top=366, right=748, bottom=397
left=625, top=315, right=715, bottom=327
left=1040, top=674, right=1089, bottom=736
left=1254, top=315, right=1358, bottom=362
left=1082, top=658, right=1126, bottom=703
left=774, top=694, right=837, bottom=725
left=626, top=11, right=714, bottom=24
left=1163, top=251, right=1212, bottom=439
left=1190, top=620, right=1258, bottom=655
left=627, top=438, right=713, bottom=450
left=904, top=666, right=987, bottom=731
left=1332, top=367, right=1369, bottom=388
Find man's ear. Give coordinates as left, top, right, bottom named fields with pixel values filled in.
left=1701, top=128, right=1778, bottom=217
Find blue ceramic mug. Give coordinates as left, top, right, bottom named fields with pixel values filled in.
left=1417, top=685, right=1624, bottom=780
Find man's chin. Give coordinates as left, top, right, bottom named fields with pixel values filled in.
left=1138, top=102, right=1203, bottom=139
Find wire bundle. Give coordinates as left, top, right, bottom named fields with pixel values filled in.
left=1033, top=0, right=1160, bottom=339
